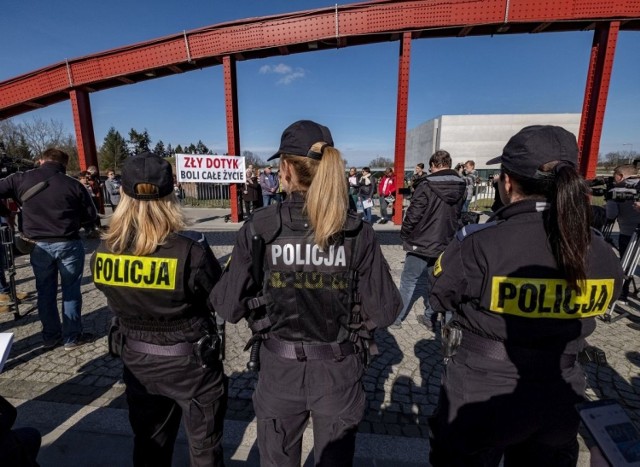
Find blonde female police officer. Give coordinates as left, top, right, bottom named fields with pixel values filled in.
left=210, top=120, right=402, bottom=467
left=91, top=152, right=227, bottom=467
left=428, top=126, right=624, bottom=467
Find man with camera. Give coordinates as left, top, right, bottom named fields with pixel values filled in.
left=457, top=160, right=478, bottom=212
left=605, top=164, right=640, bottom=304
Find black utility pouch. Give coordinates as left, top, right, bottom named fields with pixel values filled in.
left=108, top=316, right=124, bottom=358
left=578, top=345, right=607, bottom=366
left=195, top=334, right=220, bottom=368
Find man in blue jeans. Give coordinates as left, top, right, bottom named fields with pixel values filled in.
left=392, top=150, right=465, bottom=330
left=0, top=148, right=97, bottom=350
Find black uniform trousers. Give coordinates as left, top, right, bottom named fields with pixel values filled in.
left=252, top=346, right=366, bottom=467
left=429, top=348, right=583, bottom=467
left=122, top=352, right=228, bottom=467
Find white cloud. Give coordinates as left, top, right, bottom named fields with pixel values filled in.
left=259, top=63, right=305, bottom=84
left=278, top=70, right=305, bottom=85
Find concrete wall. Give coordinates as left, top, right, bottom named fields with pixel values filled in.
left=405, top=113, right=581, bottom=171
left=405, top=118, right=437, bottom=169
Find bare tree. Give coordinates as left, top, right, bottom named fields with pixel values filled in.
left=19, top=117, right=66, bottom=157
left=59, top=134, right=80, bottom=173
left=0, top=119, right=27, bottom=156
left=368, top=156, right=394, bottom=168
left=242, top=150, right=266, bottom=168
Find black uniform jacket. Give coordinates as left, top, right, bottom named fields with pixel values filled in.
left=430, top=199, right=624, bottom=355
left=401, top=168, right=466, bottom=258
left=0, top=161, right=97, bottom=241
left=210, top=193, right=402, bottom=336
left=91, top=231, right=222, bottom=344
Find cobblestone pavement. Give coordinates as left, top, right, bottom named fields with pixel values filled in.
left=0, top=209, right=638, bottom=460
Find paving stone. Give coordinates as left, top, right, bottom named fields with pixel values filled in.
left=358, top=421, right=372, bottom=433
left=372, top=423, right=387, bottom=435
left=393, top=394, right=412, bottom=404
left=402, top=425, right=422, bottom=438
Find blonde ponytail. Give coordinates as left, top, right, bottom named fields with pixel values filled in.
left=280, top=144, right=348, bottom=249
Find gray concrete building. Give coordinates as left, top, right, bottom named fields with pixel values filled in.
left=405, top=113, right=581, bottom=171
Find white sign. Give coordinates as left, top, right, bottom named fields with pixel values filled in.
left=176, top=154, right=246, bottom=183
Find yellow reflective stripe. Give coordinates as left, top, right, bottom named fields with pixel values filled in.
left=93, top=253, right=178, bottom=290
left=489, top=276, right=615, bottom=319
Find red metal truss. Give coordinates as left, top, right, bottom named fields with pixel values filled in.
left=69, top=89, right=98, bottom=170
left=578, top=22, right=620, bottom=180
left=223, top=56, right=241, bottom=223
left=393, top=32, right=412, bottom=226
left=1, top=0, right=638, bottom=119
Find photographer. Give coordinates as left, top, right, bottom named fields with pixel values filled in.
left=605, top=164, right=640, bottom=303
left=457, top=160, right=478, bottom=212
left=104, top=169, right=121, bottom=212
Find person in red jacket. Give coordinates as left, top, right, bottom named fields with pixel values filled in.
left=377, top=167, right=396, bottom=224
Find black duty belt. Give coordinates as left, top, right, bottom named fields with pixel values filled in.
left=263, top=338, right=357, bottom=362
left=125, top=335, right=219, bottom=368
left=120, top=317, right=200, bottom=332
left=126, top=338, right=194, bottom=356
left=460, top=331, right=577, bottom=370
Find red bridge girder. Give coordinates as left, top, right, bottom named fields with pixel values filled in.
left=0, top=0, right=638, bottom=213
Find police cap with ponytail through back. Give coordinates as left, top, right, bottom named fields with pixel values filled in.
left=268, top=120, right=334, bottom=161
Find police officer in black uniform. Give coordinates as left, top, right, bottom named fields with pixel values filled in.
left=428, top=126, right=624, bottom=467
left=91, top=152, right=227, bottom=467
left=210, top=120, right=402, bottom=467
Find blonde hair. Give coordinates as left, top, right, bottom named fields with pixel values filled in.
left=103, top=183, right=188, bottom=255
left=281, top=144, right=348, bottom=249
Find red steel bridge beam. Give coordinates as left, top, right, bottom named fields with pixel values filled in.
left=392, top=32, right=411, bottom=226
left=578, top=22, right=620, bottom=180
left=69, top=89, right=98, bottom=171
left=223, top=55, right=241, bottom=223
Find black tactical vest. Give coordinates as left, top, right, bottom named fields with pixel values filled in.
left=93, top=232, right=201, bottom=323
left=250, top=201, right=362, bottom=344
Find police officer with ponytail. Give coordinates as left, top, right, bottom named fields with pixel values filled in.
left=210, top=120, right=402, bottom=467
left=91, top=152, right=227, bottom=467
left=428, top=126, right=623, bottom=466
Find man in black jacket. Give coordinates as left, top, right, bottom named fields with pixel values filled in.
left=0, top=149, right=97, bottom=350
left=392, top=150, right=466, bottom=329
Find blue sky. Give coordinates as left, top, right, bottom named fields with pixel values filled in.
left=1, top=0, right=638, bottom=166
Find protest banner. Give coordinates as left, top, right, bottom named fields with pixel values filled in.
left=176, top=154, right=246, bottom=183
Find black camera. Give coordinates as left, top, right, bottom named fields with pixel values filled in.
left=589, top=176, right=640, bottom=201
left=454, top=163, right=464, bottom=171
left=588, top=176, right=614, bottom=197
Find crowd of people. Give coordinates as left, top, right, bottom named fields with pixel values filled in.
left=0, top=122, right=632, bottom=467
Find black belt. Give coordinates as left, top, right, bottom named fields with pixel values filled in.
left=126, top=338, right=195, bottom=356
left=460, top=331, right=577, bottom=370
left=125, top=335, right=220, bottom=368
left=263, top=338, right=357, bottom=362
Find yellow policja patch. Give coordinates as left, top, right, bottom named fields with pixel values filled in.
left=490, top=276, right=615, bottom=319
left=94, top=253, right=177, bottom=290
